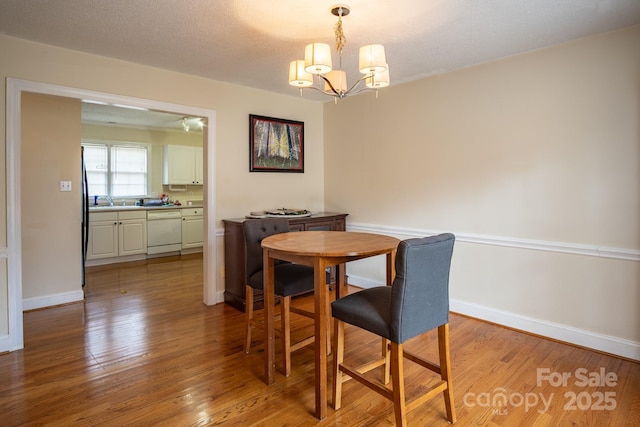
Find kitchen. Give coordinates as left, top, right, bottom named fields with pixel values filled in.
left=19, top=91, right=209, bottom=316
left=81, top=102, right=206, bottom=268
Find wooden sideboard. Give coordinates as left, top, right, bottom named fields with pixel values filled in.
left=223, top=212, right=348, bottom=312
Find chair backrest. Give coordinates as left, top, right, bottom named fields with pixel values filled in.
left=243, top=218, right=290, bottom=280
left=390, top=233, right=455, bottom=343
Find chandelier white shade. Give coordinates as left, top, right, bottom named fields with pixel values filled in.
left=304, top=43, right=332, bottom=74
left=324, top=70, right=348, bottom=93
left=365, top=65, right=390, bottom=88
left=288, top=60, right=313, bottom=87
left=288, top=5, right=390, bottom=101
left=358, top=44, right=387, bottom=74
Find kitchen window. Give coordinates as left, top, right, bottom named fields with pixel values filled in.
left=82, top=141, right=151, bottom=197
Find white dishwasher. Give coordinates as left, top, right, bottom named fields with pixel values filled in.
left=147, top=209, right=182, bottom=254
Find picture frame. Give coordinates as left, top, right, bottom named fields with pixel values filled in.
left=249, top=114, right=304, bottom=172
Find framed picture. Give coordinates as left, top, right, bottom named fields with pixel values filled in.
left=249, top=114, right=304, bottom=172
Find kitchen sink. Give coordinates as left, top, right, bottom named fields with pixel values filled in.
left=89, top=205, right=145, bottom=211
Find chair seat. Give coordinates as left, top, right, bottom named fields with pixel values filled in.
left=248, top=263, right=315, bottom=297
left=331, top=286, right=392, bottom=340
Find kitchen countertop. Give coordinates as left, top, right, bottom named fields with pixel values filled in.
left=89, top=204, right=203, bottom=212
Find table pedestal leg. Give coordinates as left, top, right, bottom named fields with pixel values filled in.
left=314, top=257, right=328, bottom=420
left=263, top=251, right=275, bottom=385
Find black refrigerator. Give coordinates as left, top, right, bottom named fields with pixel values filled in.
left=81, top=146, right=89, bottom=287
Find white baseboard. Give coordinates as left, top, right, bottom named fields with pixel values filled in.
left=215, top=290, right=226, bottom=305
left=348, top=274, right=640, bottom=361
left=0, top=334, right=9, bottom=353
left=22, top=290, right=84, bottom=311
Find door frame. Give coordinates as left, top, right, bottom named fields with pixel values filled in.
left=5, top=78, right=217, bottom=351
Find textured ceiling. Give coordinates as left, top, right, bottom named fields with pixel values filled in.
left=2, top=0, right=639, bottom=128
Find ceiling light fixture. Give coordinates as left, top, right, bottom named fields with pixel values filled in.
left=181, top=117, right=205, bottom=132
left=181, top=118, right=190, bottom=132
left=288, top=5, right=390, bottom=103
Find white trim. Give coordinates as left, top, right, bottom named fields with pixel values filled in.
left=215, top=290, right=226, bottom=305
left=449, top=299, right=640, bottom=361
left=5, top=77, right=217, bottom=351
left=6, top=78, right=24, bottom=351
left=347, top=274, right=640, bottom=361
left=345, top=222, right=639, bottom=359
left=0, top=334, right=9, bottom=353
left=22, top=291, right=85, bottom=311
left=347, top=223, right=640, bottom=262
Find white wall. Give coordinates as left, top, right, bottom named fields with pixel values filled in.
left=324, top=26, right=640, bottom=359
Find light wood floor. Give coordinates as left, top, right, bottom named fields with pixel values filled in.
left=1, top=255, right=638, bottom=426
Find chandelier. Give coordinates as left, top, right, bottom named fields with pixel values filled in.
left=288, top=5, right=390, bottom=102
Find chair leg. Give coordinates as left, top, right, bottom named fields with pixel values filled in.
left=244, top=286, right=254, bottom=354
left=281, top=296, right=292, bottom=377
left=438, top=323, right=456, bottom=423
left=326, top=294, right=332, bottom=355
left=390, top=342, right=407, bottom=427
left=382, top=338, right=390, bottom=385
left=332, top=319, right=345, bottom=410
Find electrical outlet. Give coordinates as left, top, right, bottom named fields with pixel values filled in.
left=60, top=180, right=72, bottom=192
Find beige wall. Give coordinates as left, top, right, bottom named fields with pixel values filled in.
left=2, top=26, right=638, bottom=357
left=324, top=27, right=640, bottom=352
left=21, top=93, right=83, bottom=299
left=0, top=34, right=324, bottom=340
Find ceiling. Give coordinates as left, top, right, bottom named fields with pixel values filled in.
left=2, top=0, right=640, bottom=128
left=81, top=102, right=204, bottom=132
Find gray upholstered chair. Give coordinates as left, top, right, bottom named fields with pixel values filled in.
left=331, top=233, right=456, bottom=426
left=243, top=218, right=317, bottom=377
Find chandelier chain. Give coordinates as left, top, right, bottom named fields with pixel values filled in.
left=334, top=12, right=346, bottom=57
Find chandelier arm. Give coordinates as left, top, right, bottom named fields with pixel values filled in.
left=301, top=73, right=379, bottom=99
left=300, top=85, right=335, bottom=96
left=317, top=74, right=341, bottom=96
left=342, top=74, right=372, bottom=96
left=321, top=73, right=373, bottom=97
left=348, top=86, right=379, bottom=95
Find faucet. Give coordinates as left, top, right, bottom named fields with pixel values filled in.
left=104, top=195, right=114, bottom=206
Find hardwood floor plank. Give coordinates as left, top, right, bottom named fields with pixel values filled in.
left=0, top=255, right=637, bottom=426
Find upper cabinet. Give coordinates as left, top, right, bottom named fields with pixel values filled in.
left=163, top=145, right=203, bottom=185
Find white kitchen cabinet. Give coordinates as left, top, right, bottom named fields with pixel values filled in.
left=163, top=145, right=203, bottom=185
left=117, top=210, right=147, bottom=256
left=181, top=207, right=204, bottom=249
left=87, top=210, right=147, bottom=260
left=87, top=211, right=118, bottom=260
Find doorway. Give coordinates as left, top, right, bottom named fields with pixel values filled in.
left=5, top=78, right=217, bottom=351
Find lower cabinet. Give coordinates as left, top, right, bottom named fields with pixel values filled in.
left=223, top=212, right=348, bottom=312
left=87, top=210, right=147, bottom=260
left=118, top=211, right=147, bottom=256
left=181, top=207, right=204, bottom=249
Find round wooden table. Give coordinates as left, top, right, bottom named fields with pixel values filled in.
left=261, top=231, right=400, bottom=420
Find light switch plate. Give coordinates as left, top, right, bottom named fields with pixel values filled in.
left=60, top=180, right=72, bottom=192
